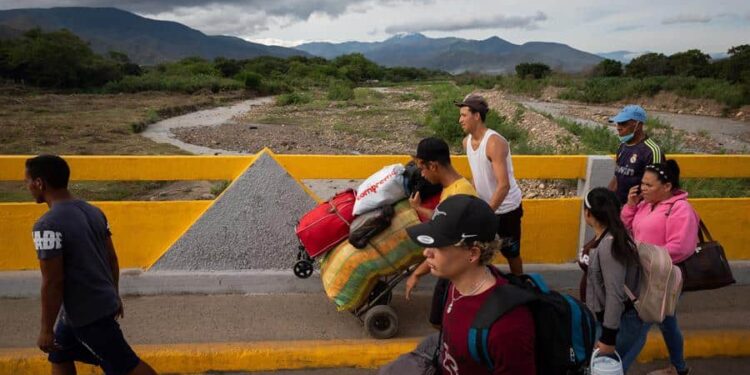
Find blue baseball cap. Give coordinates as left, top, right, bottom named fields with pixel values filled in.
left=609, top=105, right=647, bottom=124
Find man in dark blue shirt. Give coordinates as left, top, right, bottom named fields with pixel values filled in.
left=607, top=105, right=665, bottom=204
left=26, top=155, right=156, bottom=375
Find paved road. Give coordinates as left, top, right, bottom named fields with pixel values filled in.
left=2, top=285, right=749, bottom=348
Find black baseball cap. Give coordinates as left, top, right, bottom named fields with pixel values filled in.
left=407, top=194, right=499, bottom=247
left=415, top=137, right=450, bottom=164
left=454, top=94, right=489, bottom=115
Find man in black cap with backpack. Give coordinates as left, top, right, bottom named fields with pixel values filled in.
left=406, top=195, right=536, bottom=375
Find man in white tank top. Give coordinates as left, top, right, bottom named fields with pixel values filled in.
left=456, top=94, right=525, bottom=275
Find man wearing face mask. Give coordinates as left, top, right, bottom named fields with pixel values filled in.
left=607, top=105, right=665, bottom=205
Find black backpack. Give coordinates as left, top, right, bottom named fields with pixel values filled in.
left=348, top=205, right=395, bottom=249
left=403, top=161, right=443, bottom=199
left=468, top=270, right=597, bottom=375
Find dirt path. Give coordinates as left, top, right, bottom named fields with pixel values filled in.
left=171, top=88, right=430, bottom=155
left=519, top=99, right=750, bottom=152
left=142, top=97, right=274, bottom=155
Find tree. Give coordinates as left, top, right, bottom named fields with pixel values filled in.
left=214, top=57, right=242, bottom=78
left=5, top=28, right=121, bottom=88
left=669, top=49, right=711, bottom=77
left=332, top=53, right=384, bottom=82
left=171, top=56, right=217, bottom=76
left=625, top=53, right=673, bottom=77
left=383, top=66, right=435, bottom=82
left=242, top=56, right=289, bottom=76
left=515, top=62, right=551, bottom=79
left=109, top=51, right=142, bottom=76
left=0, top=39, right=16, bottom=79
left=592, top=59, right=623, bottom=77
left=241, top=71, right=262, bottom=91
left=725, top=44, right=750, bottom=83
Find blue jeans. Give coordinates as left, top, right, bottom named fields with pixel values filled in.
left=658, top=315, right=688, bottom=372
left=597, top=309, right=651, bottom=373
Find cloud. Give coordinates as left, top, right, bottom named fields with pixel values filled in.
left=385, top=11, right=547, bottom=34
left=147, top=5, right=273, bottom=36
left=612, top=24, right=644, bottom=32
left=82, top=0, right=429, bottom=37
left=0, top=0, right=430, bottom=20
left=248, top=37, right=311, bottom=47
left=662, top=14, right=712, bottom=25
left=0, top=0, right=432, bottom=36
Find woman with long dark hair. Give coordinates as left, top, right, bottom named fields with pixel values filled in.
left=582, top=187, right=646, bottom=373
left=622, top=160, right=698, bottom=375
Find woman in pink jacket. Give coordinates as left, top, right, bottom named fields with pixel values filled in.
left=621, top=160, right=698, bottom=375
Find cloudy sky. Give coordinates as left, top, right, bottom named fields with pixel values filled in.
left=1, top=0, right=748, bottom=54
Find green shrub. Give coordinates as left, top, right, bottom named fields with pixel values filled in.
left=327, top=81, right=355, bottom=101
left=399, top=92, right=422, bottom=101
left=129, top=109, right=160, bottom=133
left=105, top=73, right=242, bottom=94
left=495, top=76, right=549, bottom=97
left=681, top=179, right=750, bottom=198
left=557, top=76, right=749, bottom=107
left=453, top=73, right=500, bottom=89
left=516, top=63, right=552, bottom=79
left=276, top=91, right=312, bottom=106
left=593, top=59, right=623, bottom=77
left=424, top=97, right=464, bottom=143
left=553, top=117, right=619, bottom=154
left=210, top=180, right=230, bottom=196
left=237, top=71, right=262, bottom=91
left=259, top=79, right=292, bottom=95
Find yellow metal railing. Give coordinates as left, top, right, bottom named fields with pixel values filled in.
left=1, top=151, right=748, bottom=270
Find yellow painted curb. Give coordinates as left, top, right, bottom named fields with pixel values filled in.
left=1, top=331, right=748, bottom=374
left=638, top=329, right=750, bottom=363
left=0, top=339, right=419, bottom=374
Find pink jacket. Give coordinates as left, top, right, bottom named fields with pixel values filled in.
left=621, top=190, right=699, bottom=264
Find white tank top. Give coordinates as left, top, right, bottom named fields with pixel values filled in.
left=466, top=129, right=523, bottom=214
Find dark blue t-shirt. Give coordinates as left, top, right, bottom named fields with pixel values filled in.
left=32, top=200, right=120, bottom=327
left=615, top=138, right=664, bottom=204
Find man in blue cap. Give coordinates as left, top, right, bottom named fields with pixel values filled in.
left=607, top=105, right=665, bottom=204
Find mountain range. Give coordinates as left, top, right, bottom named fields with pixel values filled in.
left=297, top=33, right=603, bottom=74
left=0, top=7, right=606, bottom=73
left=0, top=7, right=306, bottom=65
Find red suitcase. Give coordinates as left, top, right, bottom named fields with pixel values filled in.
left=296, top=189, right=356, bottom=258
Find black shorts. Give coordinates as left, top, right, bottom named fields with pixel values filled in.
left=48, top=315, right=140, bottom=375
left=497, top=203, right=523, bottom=259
